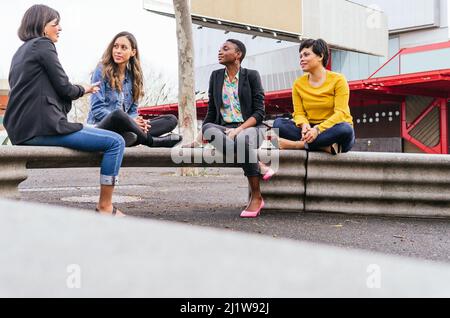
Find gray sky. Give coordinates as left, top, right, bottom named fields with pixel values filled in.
left=0, top=0, right=179, bottom=83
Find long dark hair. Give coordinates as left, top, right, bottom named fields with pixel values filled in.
left=18, top=4, right=60, bottom=42
left=100, top=31, right=144, bottom=103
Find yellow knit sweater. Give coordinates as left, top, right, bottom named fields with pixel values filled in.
left=292, top=71, right=353, bottom=132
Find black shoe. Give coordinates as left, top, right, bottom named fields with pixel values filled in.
left=121, top=132, right=138, bottom=147
left=150, top=134, right=183, bottom=148
left=330, top=143, right=342, bottom=155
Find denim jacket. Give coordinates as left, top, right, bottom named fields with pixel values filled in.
left=87, top=64, right=138, bottom=125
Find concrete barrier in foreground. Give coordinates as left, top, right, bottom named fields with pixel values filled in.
left=1, top=198, right=450, bottom=297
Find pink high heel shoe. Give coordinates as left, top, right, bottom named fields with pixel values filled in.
left=262, top=168, right=275, bottom=181
left=240, top=200, right=265, bottom=218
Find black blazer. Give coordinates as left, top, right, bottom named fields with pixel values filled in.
left=203, top=68, right=265, bottom=126
left=4, top=37, right=84, bottom=145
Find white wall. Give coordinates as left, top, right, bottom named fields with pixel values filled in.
left=397, top=0, right=447, bottom=48
left=353, top=0, right=441, bottom=31
left=448, top=0, right=450, bottom=38
left=303, top=0, right=389, bottom=56
left=354, top=0, right=449, bottom=47
left=193, top=27, right=296, bottom=68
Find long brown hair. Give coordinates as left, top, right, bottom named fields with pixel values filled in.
left=100, top=31, right=144, bottom=103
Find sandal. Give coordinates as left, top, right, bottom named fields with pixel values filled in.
left=330, top=143, right=342, bottom=155
left=95, top=205, right=121, bottom=216
left=262, top=168, right=275, bottom=181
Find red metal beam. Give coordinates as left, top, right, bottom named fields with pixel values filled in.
left=406, top=99, right=439, bottom=131
left=440, top=99, right=448, bottom=154
left=326, top=52, right=332, bottom=71
left=401, top=98, right=449, bottom=154
left=354, top=69, right=450, bottom=87
left=368, top=49, right=404, bottom=79
left=401, top=41, right=450, bottom=54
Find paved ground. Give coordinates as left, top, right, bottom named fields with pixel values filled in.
left=18, top=167, right=450, bottom=263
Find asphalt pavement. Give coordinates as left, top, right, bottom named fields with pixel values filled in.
left=18, top=167, right=450, bottom=263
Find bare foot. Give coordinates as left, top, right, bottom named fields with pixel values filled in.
left=278, top=137, right=305, bottom=150
left=181, top=141, right=201, bottom=148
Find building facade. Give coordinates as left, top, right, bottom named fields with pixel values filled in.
left=191, top=0, right=450, bottom=154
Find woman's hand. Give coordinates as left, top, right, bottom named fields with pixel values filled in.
left=135, top=116, right=150, bottom=133
left=182, top=133, right=203, bottom=148
left=303, top=126, right=320, bottom=144
left=300, top=123, right=311, bottom=141
left=225, top=127, right=243, bottom=141
left=82, top=81, right=101, bottom=95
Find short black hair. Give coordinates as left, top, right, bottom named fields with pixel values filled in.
left=18, top=4, right=60, bottom=42
left=299, top=38, right=330, bottom=68
left=226, top=39, right=247, bottom=62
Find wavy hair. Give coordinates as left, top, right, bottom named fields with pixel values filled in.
left=100, top=31, right=144, bottom=103
left=299, top=38, right=330, bottom=68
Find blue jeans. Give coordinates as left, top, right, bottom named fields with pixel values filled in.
left=273, top=118, right=355, bottom=153
left=23, top=126, right=125, bottom=185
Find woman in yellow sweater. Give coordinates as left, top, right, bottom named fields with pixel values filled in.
left=273, top=39, right=355, bottom=154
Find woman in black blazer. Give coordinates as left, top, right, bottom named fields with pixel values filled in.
left=4, top=5, right=126, bottom=217
left=202, top=39, right=272, bottom=218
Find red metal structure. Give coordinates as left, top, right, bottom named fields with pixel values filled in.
left=349, top=42, right=450, bottom=154
left=139, top=41, right=450, bottom=154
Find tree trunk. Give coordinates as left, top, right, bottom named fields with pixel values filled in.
left=173, top=0, right=198, bottom=176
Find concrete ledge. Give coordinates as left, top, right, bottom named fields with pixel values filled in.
left=0, top=146, right=241, bottom=169
left=1, top=198, right=450, bottom=297
left=260, top=150, right=307, bottom=211
left=306, top=152, right=450, bottom=218
left=0, top=160, right=27, bottom=199
left=1, top=145, right=450, bottom=218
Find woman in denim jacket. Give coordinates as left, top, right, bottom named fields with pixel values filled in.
left=87, top=31, right=182, bottom=148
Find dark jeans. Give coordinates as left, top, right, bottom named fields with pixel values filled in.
left=202, top=123, right=265, bottom=177
left=96, top=109, right=178, bottom=146
left=273, top=118, right=355, bottom=153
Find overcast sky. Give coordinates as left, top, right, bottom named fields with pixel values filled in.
left=0, top=0, right=179, bottom=83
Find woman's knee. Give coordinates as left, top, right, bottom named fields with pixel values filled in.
left=338, top=123, right=355, bottom=139
left=202, top=123, right=215, bottom=135
left=107, top=131, right=126, bottom=151
left=273, top=118, right=288, bottom=129
left=164, top=114, right=178, bottom=129
left=273, top=118, right=295, bottom=132
left=110, top=109, right=128, bottom=122
left=273, top=118, right=299, bottom=138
